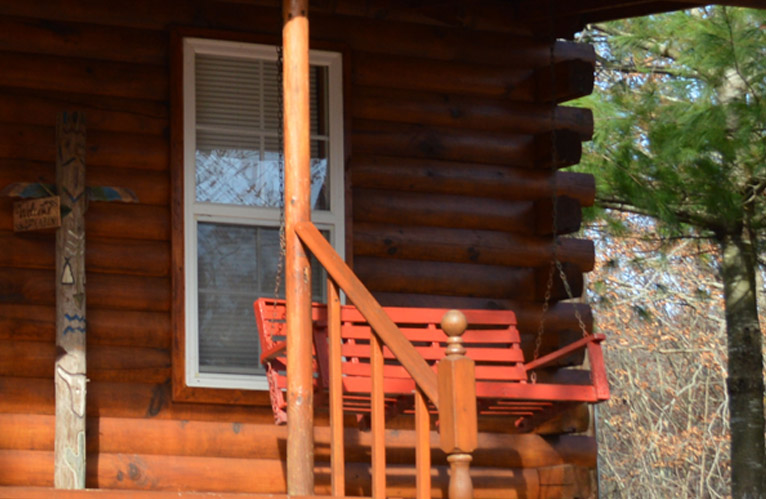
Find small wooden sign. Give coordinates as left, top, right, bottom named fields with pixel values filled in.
left=13, top=196, right=61, bottom=232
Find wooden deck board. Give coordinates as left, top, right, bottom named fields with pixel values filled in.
left=0, top=487, right=367, bottom=498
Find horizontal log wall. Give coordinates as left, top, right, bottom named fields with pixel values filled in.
left=0, top=1, right=597, bottom=497
left=0, top=410, right=594, bottom=496
left=343, top=8, right=595, bottom=358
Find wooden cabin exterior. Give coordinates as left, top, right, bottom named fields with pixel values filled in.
left=0, top=0, right=756, bottom=497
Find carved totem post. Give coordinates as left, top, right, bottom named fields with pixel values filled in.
left=0, top=113, right=137, bottom=489
left=54, top=111, right=87, bottom=489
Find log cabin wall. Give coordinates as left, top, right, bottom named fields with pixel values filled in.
left=0, top=1, right=597, bottom=496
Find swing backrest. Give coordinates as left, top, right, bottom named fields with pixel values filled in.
left=309, top=305, right=526, bottom=399
left=254, top=298, right=608, bottom=428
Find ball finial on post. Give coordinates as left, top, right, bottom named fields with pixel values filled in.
left=442, top=310, right=467, bottom=357
left=441, top=309, right=467, bottom=338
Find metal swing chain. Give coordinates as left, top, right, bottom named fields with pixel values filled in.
left=532, top=5, right=590, bottom=380
left=272, top=46, right=287, bottom=317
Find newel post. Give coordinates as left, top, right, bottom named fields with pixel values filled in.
left=438, top=310, right=477, bottom=499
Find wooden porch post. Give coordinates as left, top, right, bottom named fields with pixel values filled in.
left=439, top=310, right=477, bottom=499
left=54, top=112, right=87, bottom=489
left=283, top=0, right=314, bottom=494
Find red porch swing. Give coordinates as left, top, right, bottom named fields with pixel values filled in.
left=253, top=295, right=608, bottom=432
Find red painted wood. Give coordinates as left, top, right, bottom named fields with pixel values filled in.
left=587, top=340, right=610, bottom=401
left=523, top=334, right=605, bottom=373
left=335, top=325, right=520, bottom=343
left=253, top=297, right=609, bottom=431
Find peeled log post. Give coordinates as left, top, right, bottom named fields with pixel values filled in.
left=282, top=0, right=314, bottom=494
left=438, top=310, right=477, bottom=499
left=54, top=111, right=87, bottom=489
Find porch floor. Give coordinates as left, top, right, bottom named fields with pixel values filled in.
left=0, top=487, right=367, bottom=499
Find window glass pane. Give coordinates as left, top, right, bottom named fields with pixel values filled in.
left=197, top=222, right=261, bottom=374
left=194, top=51, right=331, bottom=211
left=197, top=222, right=328, bottom=375
left=196, top=132, right=281, bottom=207
left=256, top=136, right=329, bottom=211
left=199, top=292, right=263, bottom=375
left=197, top=223, right=258, bottom=291
left=311, top=139, right=330, bottom=210
left=257, top=227, right=282, bottom=295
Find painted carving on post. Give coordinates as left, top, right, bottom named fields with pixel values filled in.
left=63, top=313, right=86, bottom=336
left=54, top=111, right=88, bottom=490
left=61, top=258, right=75, bottom=286
left=63, top=431, right=86, bottom=489
left=57, top=366, right=87, bottom=419
left=55, top=365, right=87, bottom=488
left=0, top=112, right=138, bottom=489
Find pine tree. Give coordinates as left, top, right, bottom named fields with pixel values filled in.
left=578, top=7, right=766, bottom=497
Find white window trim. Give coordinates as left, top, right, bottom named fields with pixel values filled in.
left=182, top=37, right=345, bottom=391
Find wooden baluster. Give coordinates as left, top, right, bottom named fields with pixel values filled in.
left=327, top=277, right=345, bottom=496
left=371, top=331, right=386, bottom=498
left=438, top=310, right=477, bottom=499
left=415, top=386, right=431, bottom=499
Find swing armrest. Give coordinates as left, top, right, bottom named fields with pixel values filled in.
left=260, top=341, right=287, bottom=363
left=524, top=334, right=606, bottom=373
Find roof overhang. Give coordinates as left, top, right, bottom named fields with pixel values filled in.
left=511, top=0, right=766, bottom=37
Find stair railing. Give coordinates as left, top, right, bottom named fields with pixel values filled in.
left=295, top=221, right=477, bottom=498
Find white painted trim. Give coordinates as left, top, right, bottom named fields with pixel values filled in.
left=182, top=37, right=345, bottom=391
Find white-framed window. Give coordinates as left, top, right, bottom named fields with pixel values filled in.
left=182, top=37, right=344, bottom=390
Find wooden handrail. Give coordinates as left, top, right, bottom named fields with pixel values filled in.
left=295, top=220, right=440, bottom=406
left=298, top=220, right=477, bottom=497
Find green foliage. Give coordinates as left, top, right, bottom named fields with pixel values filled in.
left=579, top=9, right=766, bottom=496
left=576, top=7, right=766, bottom=239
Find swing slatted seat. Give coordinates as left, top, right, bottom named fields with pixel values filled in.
left=254, top=297, right=609, bottom=431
